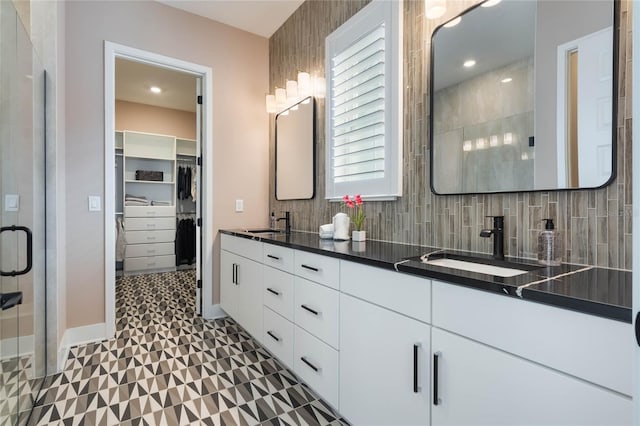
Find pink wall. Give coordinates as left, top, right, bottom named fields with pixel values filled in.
left=116, top=100, right=197, bottom=140
left=65, top=1, right=270, bottom=328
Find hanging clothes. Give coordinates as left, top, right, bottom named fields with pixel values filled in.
left=175, top=218, right=196, bottom=265
left=177, top=165, right=195, bottom=201
left=116, top=216, right=126, bottom=261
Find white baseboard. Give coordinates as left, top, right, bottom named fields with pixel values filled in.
left=203, top=303, right=227, bottom=320
left=0, top=335, right=34, bottom=360
left=57, top=322, right=107, bottom=372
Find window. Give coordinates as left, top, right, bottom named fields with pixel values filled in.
left=325, top=0, right=403, bottom=200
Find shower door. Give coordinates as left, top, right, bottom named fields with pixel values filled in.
left=0, top=1, right=47, bottom=425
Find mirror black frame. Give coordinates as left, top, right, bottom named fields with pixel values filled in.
left=275, top=96, right=316, bottom=200
left=428, top=0, right=619, bottom=196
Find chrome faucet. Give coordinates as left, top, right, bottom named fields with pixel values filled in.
left=480, top=215, right=505, bottom=260
left=276, top=211, right=291, bottom=235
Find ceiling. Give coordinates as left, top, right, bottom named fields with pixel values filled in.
left=115, top=58, right=198, bottom=112
left=155, top=0, right=305, bottom=38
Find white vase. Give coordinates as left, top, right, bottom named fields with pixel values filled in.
left=352, top=230, right=366, bottom=242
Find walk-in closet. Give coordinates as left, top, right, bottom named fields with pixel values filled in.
left=114, top=58, right=201, bottom=314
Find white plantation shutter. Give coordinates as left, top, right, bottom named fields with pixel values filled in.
left=325, top=0, right=402, bottom=200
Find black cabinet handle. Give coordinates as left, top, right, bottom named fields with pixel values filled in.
left=433, top=352, right=441, bottom=405
left=267, top=331, right=280, bottom=342
left=267, top=288, right=280, bottom=296
left=636, top=312, right=640, bottom=347
left=0, top=226, right=33, bottom=277
left=300, top=356, right=320, bottom=372
left=0, top=292, right=23, bottom=311
left=301, top=264, right=319, bottom=272
left=413, top=343, right=420, bottom=393
left=267, top=254, right=280, bottom=260
left=301, top=304, right=320, bottom=316
left=232, top=263, right=236, bottom=284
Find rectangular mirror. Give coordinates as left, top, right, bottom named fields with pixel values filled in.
left=430, top=0, right=617, bottom=194
left=275, top=96, right=315, bottom=200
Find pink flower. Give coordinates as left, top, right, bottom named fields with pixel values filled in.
left=354, top=194, right=363, bottom=205
left=343, top=195, right=350, bottom=202
left=346, top=199, right=355, bottom=208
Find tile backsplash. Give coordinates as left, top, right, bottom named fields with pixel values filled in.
left=269, top=0, right=632, bottom=270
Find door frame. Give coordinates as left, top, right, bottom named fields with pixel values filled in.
left=104, top=41, right=215, bottom=338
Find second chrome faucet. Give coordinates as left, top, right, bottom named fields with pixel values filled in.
left=480, top=215, right=504, bottom=260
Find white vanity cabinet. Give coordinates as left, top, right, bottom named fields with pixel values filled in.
left=339, top=261, right=432, bottom=425
left=431, top=280, right=633, bottom=425
left=220, top=234, right=263, bottom=339
left=431, top=328, right=631, bottom=426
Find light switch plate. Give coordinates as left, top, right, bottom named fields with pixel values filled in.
left=235, top=199, right=244, bottom=212
left=4, top=194, right=19, bottom=212
left=88, top=195, right=101, bottom=212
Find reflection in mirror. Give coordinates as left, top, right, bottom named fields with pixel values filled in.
left=275, top=96, right=315, bottom=200
left=430, top=0, right=616, bottom=194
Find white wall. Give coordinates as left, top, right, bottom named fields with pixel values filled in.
left=65, top=1, right=270, bottom=329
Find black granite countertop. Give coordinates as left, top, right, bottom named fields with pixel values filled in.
left=220, top=229, right=632, bottom=323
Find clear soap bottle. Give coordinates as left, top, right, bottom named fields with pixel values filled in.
left=537, top=218, right=562, bottom=266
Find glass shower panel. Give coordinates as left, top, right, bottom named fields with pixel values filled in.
left=0, top=1, right=47, bottom=424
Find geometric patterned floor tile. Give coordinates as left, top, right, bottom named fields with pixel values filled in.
left=27, top=271, right=347, bottom=425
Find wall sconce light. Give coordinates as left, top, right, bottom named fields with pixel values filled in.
left=425, top=0, right=446, bottom=19
left=503, top=132, right=513, bottom=145
left=266, top=70, right=325, bottom=113
left=489, top=135, right=499, bottom=147
left=463, top=140, right=473, bottom=152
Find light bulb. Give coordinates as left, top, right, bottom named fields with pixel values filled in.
left=298, top=72, right=311, bottom=97
left=275, top=87, right=286, bottom=107
left=313, top=76, right=326, bottom=98
left=286, top=80, right=298, bottom=102
left=425, top=0, right=446, bottom=19
left=265, top=94, right=276, bottom=113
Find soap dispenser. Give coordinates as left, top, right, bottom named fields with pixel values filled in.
left=537, top=218, right=562, bottom=266
left=270, top=211, right=276, bottom=230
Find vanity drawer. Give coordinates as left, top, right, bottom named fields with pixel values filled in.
left=341, top=261, right=431, bottom=324
left=263, top=307, right=294, bottom=369
left=263, top=243, right=294, bottom=273
left=125, top=230, right=175, bottom=245
left=294, top=277, right=339, bottom=349
left=124, top=205, right=175, bottom=217
left=294, top=250, right=339, bottom=290
left=294, top=325, right=339, bottom=409
left=125, top=242, right=174, bottom=258
left=263, top=266, right=294, bottom=321
left=124, top=254, right=175, bottom=272
left=125, top=217, right=175, bottom=231
left=432, top=280, right=632, bottom=396
left=221, top=234, right=262, bottom=262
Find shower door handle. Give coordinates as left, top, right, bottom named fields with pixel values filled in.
left=0, top=292, right=23, bottom=310
left=0, top=225, right=33, bottom=276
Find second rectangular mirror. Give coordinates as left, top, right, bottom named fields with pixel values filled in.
left=275, top=96, right=315, bottom=200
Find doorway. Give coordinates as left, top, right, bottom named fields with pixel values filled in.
left=104, top=42, right=215, bottom=339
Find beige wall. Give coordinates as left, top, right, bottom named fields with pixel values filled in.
left=65, top=1, right=270, bottom=328
left=116, top=100, right=196, bottom=140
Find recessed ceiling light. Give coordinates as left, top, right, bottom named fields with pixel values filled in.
left=481, top=0, right=502, bottom=7
left=501, top=77, right=513, bottom=83
left=444, top=17, right=462, bottom=28
left=150, top=86, right=162, bottom=94
left=463, top=59, right=476, bottom=68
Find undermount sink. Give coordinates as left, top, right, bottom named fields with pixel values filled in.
left=412, top=252, right=542, bottom=278
left=245, top=228, right=284, bottom=235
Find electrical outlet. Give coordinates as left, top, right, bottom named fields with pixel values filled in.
left=88, top=195, right=101, bottom=212
left=235, top=199, right=244, bottom=212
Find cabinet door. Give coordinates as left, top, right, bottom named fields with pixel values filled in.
left=236, top=256, right=263, bottom=340
left=431, top=328, right=632, bottom=426
left=220, top=250, right=238, bottom=319
left=339, top=294, right=430, bottom=425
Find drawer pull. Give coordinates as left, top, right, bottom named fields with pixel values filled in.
left=433, top=351, right=441, bottom=405
left=267, top=288, right=280, bottom=296
left=414, top=343, right=421, bottom=393
left=267, top=331, right=280, bottom=342
left=267, top=254, right=280, bottom=260
left=301, top=264, right=319, bottom=272
left=300, top=356, right=320, bottom=372
left=300, top=304, right=320, bottom=316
